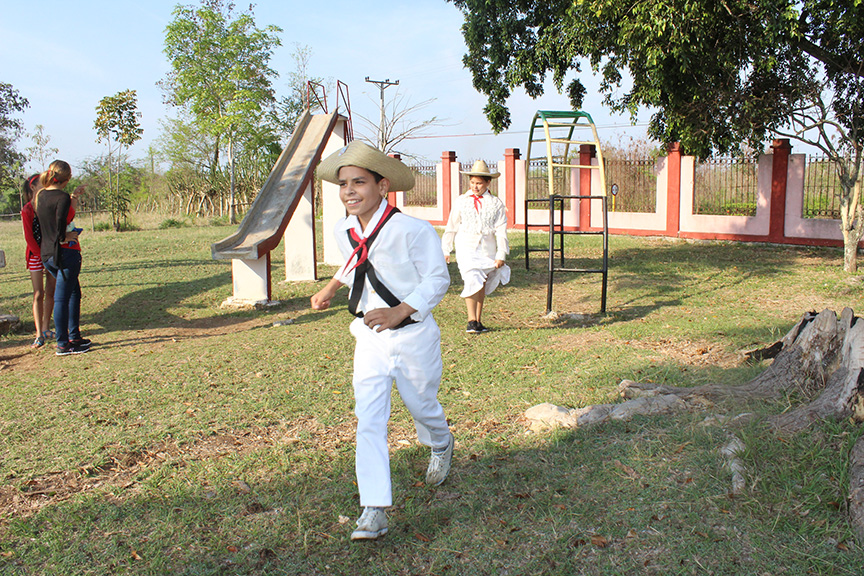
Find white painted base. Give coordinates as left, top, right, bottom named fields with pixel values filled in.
left=284, top=183, right=317, bottom=281
left=231, top=255, right=271, bottom=303
left=219, top=296, right=281, bottom=310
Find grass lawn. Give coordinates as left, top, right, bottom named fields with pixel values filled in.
left=0, top=213, right=863, bottom=575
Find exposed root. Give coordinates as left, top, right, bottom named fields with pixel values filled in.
left=524, top=308, right=864, bottom=540
left=720, top=435, right=746, bottom=495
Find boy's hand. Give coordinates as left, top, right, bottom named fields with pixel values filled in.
left=310, top=290, right=332, bottom=310
left=311, top=278, right=342, bottom=311
left=445, top=255, right=450, bottom=264
left=494, top=259, right=505, bottom=269
left=364, top=303, right=416, bottom=332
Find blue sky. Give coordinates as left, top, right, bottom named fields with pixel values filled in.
left=0, top=0, right=649, bottom=172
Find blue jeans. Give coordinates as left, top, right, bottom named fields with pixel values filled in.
left=44, top=248, right=82, bottom=346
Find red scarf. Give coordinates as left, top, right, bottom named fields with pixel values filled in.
left=472, top=193, right=483, bottom=213
left=342, top=203, right=396, bottom=275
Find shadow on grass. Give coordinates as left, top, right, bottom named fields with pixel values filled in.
left=511, top=238, right=830, bottom=285
left=85, top=259, right=309, bottom=334
left=2, top=414, right=859, bottom=575
left=499, top=240, right=829, bottom=328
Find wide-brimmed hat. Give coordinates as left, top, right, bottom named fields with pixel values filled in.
left=318, top=140, right=415, bottom=191
left=460, top=159, right=500, bottom=179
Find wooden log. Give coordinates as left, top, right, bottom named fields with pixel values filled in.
left=849, top=434, right=864, bottom=542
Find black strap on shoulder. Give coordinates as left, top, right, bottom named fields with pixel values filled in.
left=346, top=206, right=417, bottom=329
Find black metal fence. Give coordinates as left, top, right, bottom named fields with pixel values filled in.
left=604, top=157, right=656, bottom=212
left=803, top=155, right=844, bottom=219
left=399, top=153, right=852, bottom=221
left=693, top=157, right=759, bottom=216
left=405, top=164, right=437, bottom=207
left=525, top=158, right=568, bottom=200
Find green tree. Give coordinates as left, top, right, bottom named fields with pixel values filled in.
left=160, top=0, right=281, bottom=224
left=451, top=0, right=864, bottom=272
left=26, top=124, right=58, bottom=173
left=270, top=43, right=328, bottom=143
left=0, top=82, right=29, bottom=196
left=94, top=89, right=143, bottom=230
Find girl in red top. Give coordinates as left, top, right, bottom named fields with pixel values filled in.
left=21, top=174, right=56, bottom=348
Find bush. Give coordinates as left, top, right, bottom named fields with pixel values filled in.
left=158, top=218, right=187, bottom=229
left=94, top=220, right=140, bottom=232
left=118, top=221, right=140, bottom=232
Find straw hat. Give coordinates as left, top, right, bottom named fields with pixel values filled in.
left=460, top=159, right=500, bottom=179
left=318, top=140, right=415, bottom=191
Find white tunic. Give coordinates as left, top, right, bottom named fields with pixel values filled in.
left=441, top=190, right=511, bottom=297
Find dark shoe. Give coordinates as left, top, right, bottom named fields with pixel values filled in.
left=466, top=321, right=479, bottom=333
left=56, top=343, right=90, bottom=356
left=475, top=322, right=490, bottom=333
left=69, top=337, right=91, bottom=348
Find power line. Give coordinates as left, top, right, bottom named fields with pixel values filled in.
left=403, top=123, right=650, bottom=140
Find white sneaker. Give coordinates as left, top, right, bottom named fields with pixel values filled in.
left=425, top=432, right=454, bottom=486
left=350, top=507, right=388, bottom=540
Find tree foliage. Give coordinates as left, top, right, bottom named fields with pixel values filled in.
left=0, top=82, right=29, bottom=192
left=160, top=0, right=281, bottom=223
left=95, top=89, right=143, bottom=231
left=451, top=0, right=864, bottom=271
left=26, top=125, right=58, bottom=174
left=270, top=43, right=327, bottom=142
left=156, top=110, right=280, bottom=218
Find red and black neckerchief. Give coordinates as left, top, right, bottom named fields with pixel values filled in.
left=344, top=204, right=416, bottom=329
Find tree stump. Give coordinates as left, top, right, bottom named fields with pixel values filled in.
left=524, top=308, right=864, bottom=539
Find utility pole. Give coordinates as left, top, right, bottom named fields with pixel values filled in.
left=365, top=77, right=399, bottom=150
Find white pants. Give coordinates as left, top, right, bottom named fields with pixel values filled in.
left=349, top=315, right=450, bottom=507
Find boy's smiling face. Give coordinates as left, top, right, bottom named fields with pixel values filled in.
left=338, top=165, right=389, bottom=228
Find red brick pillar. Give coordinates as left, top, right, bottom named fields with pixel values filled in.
left=769, top=139, right=791, bottom=243
left=504, top=148, right=520, bottom=228
left=441, top=151, right=456, bottom=222
left=387, top=153, right=401, bottom=206
left=579, top=144, right=595, bottom=230
left=666, top=142, right=682, bottom=237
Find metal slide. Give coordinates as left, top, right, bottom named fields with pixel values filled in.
left=211, top=111, right=341, bottom=260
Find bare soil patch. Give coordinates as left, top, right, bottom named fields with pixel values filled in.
left=548, top=329, right=743, bottom=369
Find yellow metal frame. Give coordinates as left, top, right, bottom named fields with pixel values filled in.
left=525, top=110, right=607, bottom=197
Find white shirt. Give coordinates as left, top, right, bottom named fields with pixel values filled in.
left=334, top=199, right=450, bottom=321
left=441, top=190, right=509, bottom=262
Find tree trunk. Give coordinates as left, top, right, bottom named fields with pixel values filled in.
left=228, top=135, right=236, bottom=225
left=843, top=226, right=860, bottom=274
left=840, top=179, right=862, bottom=274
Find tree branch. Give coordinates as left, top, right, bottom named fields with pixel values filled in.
left=795, top=37, right=864, bottom=79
